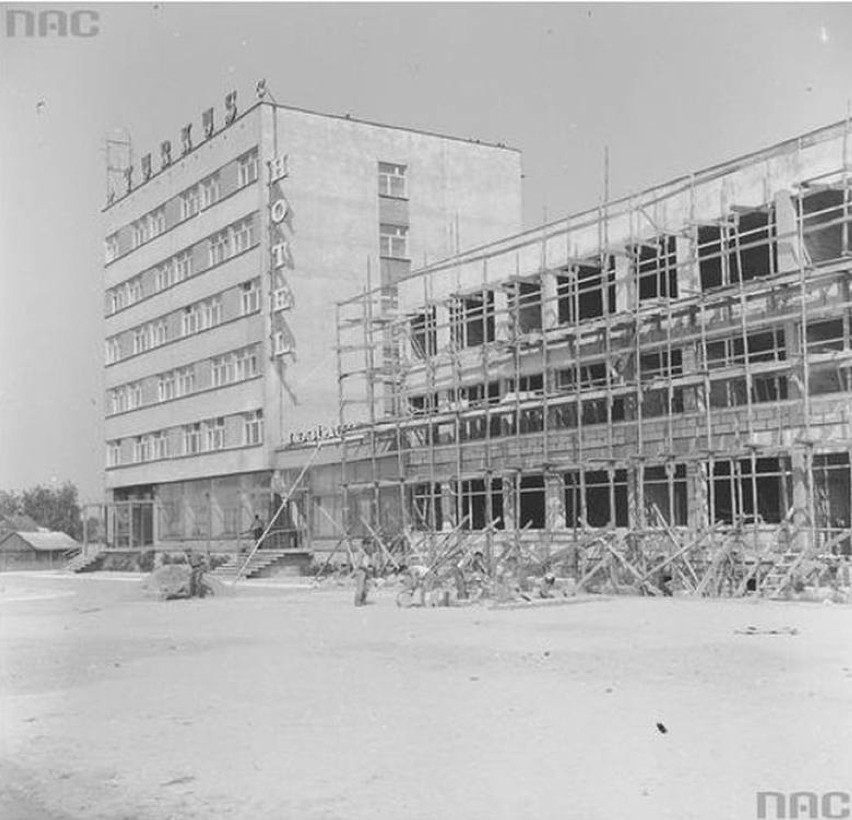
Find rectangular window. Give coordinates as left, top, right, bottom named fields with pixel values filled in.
left=127, top=382, right=143, bottom=410
left=235, top=346, right=259, bottom=380
left=149, top=208, right=166, bottom=237
left=209, top=230, right=231, bottom=266
left=182, top=305, right=200, bottom=337
left=158, top=371, right=176, bottom=402
left=634, top=236, right=677, bottom=301
left=272, top=331, right=292, bottom=356
left=378, top=162, right=407, bottom=199
left=152, top=431, right=168, bottom=460
left=451, top=292, right=495, bottom=348
left=509, top=281, right=542, bottom=334
left=127, top=277, right=143, bottom=305
left=643, top=464, right=688, bottom=527
left=175, top=251, right=192, bottom=281
left=698, top=209, right=777, bottom=290
left=244, top=410, right=263, bottom=445
left=564, top=469, right=629, bottom=528
left=232, top=218, right=254, bottom=254
left=241, top=280, right=260, bottom=315
left=456, top=478, right=504, bottom=531
left=133, top=327, right=149, bottom=355
left=273, top=287, right=292, bottom=312
left=183, top=423, right=202, bottom=455
left=410, top=307, right=438, bottom=359
left=379, top=223, right=409, bottom=259
left=206, top=418, right=226, bottom=451
left=558, top=257, right=617, bottom=324
left=711, top=457, right=792, bottom=525
left=202, top=297, right=222, bottom=330
left=133, top=436, right=150, bottom=464
left=800, top=189, right=848, bottom=265
left=200, top=175, right=220, bottom=209
left=212, top=354, right=234, bottom=387
left=107, top=441, right=121, bottom=468
left=106, top=338, right=121, bottom=364
left=238, top=150, right=259, bottom=187
left=105, top=234, right=118, bottom=263
left=177, top=366, right=195, bottom=397
left=151, top=320, right=167, bottom=347
left=181, top=187, right=200, bottom=220
left=132, top=220, right=148, bottom=248
left=154, top=261, right=173, bottom=292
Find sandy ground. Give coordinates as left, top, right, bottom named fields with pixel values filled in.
left=0, top=572, right=850, bottom=820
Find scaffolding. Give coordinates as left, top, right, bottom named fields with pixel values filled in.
left=335, top=118, right=852, bottom=596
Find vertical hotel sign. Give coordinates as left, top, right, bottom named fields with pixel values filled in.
left=267, top=153, right=296, bottom=377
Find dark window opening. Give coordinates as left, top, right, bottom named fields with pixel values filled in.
left=557, top=362, right=608, bottom=391
left=634, top=236, right=677, bottom=301
left=451, top=292, right=495, bottom=348
left=644, top=464, right=688, bottom=526
left=557, top=257, right=616, bottom=324
left=801, top=189, right=847, bottom=265
left=698, top=224, right=725, bottom=290
left=732, top=209, right=776, bottom=282
left=565, top=470, right=628, bottom=528
left=519, top=475, right=546, bottom=529
left=408, top=392, right=439, bottom=415
left=509, top=281, right=543, bottom=334
left=410, top=308, right=437, bottom=359
left=813, top=453, right=851, bottom=536
left=458, top=479, right=504, bottom=531
left=640, top=349, right=683, bottom=381
left=807, top=319, right=846, bottom=354
left=411, top=483, right=442, bottom=531
left=508, top=373, right=544, bottom=395
left=711, top=458, right=791, bottom=525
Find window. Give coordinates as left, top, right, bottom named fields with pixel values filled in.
left=707, top=331, right=787, bottom=408
left=508, top=281, right=543, bottom=334
left=241, top=280, right=260, bottom=315
left=133, top=436, right=151, bottom=464
left=177, top=366, right=195, bottom=397
left=200, top=175, right=220, bottom=209
left=175, top=251, right=192, bottom=281
left=800, top=189, right=849, bottom=265
left=235, top=346, right=259, bottom=380
left=158, top=371, right=176, bottom=402
left=132, top=219, right=148, bottom=248
left=450, top=292, right=495, bottom=348
left=378, top=162, right=407, bottom=198
left=711, top=457, right=792, bottom=525
left=182, top=305, right=201, bottom=337
left=127, top=278, right=143, bottom=305
left=273, top=331, right=292, bottom=356
left=209, top=230, right=231, bottom=266
left=273, top=286, right=293, bottom=312
left=565, top=469, right=629, bottom=528
left=643, top=465, right=689, bottom=527
left=107, top=441, right=121, bottom=468
left=455, top=478, right=504, bottom=531
left=152, top=431, right=168, bottom=460
left=238, top=150, right=259, bottom=187
left=151, top=321, right=167, bottom=347
left=133, top=327, right=149, bottom=355
left=154, top=261, right=174, bottom=292
left=106, top=338, right=121, bottom=364
left=634, top=236, right=677, bottom=301
left=232, top=218, right=254, bottom=254
left=212, top=354, right=234, bottom=387
left=244, top=410, right=263, bottom=445
left=206, top=417, right=226, bottom=451
left=202, top=297, right=222, bottom=329
left=105, top=234, right=118, bottom=263
left=127, top=382, right=143, bottom=410
left=410, top=308, right=437, bottom=359
left=149, top=208, right=166, bottom=237
left=379, top=223, right=409, bottom=259
left=698, top=209, right=777, bottom=290
left=183, top=423, right=202, bottom=455
left=181, top=186, right=200, bottom=220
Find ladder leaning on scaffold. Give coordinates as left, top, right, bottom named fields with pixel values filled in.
left=231, top=439, right=325, bottom=585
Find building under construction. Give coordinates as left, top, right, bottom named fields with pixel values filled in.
left=329, top=118, right=852, bottom=593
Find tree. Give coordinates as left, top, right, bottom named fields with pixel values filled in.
left=0, top=489, right=22, bottom=518
left=18, top=482, right=83, bottom=540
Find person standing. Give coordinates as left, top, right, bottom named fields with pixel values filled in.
left=252, top=515, right=265, bottom=550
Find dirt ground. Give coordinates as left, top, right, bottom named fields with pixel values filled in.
left=1, top=571, right=850, bottom=820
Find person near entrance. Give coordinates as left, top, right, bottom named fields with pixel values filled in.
left=252, top=515, right=265, bottom=550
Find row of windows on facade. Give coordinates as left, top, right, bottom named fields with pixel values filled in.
left=378, top=162, right=407, bottom=199
left=104, top=150, right=259, bottom=263
left=107, top=216, right=256, bottom=315
left=107, top=345, right=260, bottom=415
left=407, top=193, right=852, bottom=350
left=404, top=320, right=851, bottom=424
left=105, top=279, right=261, bottom=363
left=107, top=410, right=263, bottom=467
left=409, top=453, right=849, bottom=531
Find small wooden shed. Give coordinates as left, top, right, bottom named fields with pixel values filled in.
left=0, top=530, right=80, bottom=571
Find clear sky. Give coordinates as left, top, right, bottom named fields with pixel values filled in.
left=1, top=2, right=851, bottom=502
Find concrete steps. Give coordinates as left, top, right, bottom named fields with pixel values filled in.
left=66, top=548, right=106, bottom=573
left=209, top=549, right=304, bottom=581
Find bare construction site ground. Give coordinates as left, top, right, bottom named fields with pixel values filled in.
left=1, top=572, right=850, bottom=820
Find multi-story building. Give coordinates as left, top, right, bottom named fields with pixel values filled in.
left=102, top=92, right=522, bottom=548
left=334, top=117, right=852, bottom=568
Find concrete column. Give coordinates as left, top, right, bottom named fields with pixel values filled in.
left=628, top=461, right=645, bottom=530
left=494, top=288, right=511, bottom=343
left=676, top=236, right=698, bottom=298
left=681, top=343, right=699, bottom=413
left=435, top=303, right=451, bottom=353
left=774, top=190, right=801, bottom=275
left=784, top=319, right=804, bottom=399
left=545, top=471, right=566, bottom=532
left=615, top=255, right=633, bottom=314
left=439, top=482, right=456, bottom=530
left=688, top=460, right=709, bottom=532
left=541, top=270, right=559, bottom=330
left=790, top=447, right=812, bottom=550
left=501, top=474, right=517, bottom=532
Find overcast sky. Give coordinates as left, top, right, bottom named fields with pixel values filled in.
left=1, top=2, right=850, bottom=502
